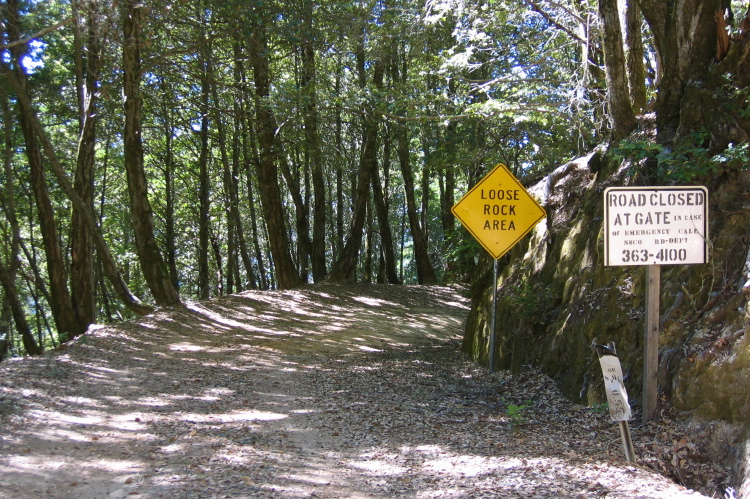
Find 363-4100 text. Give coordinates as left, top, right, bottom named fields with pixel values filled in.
left=621, top=248, right=687, bottom=263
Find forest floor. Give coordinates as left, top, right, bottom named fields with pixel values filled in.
left=0, top=284, right=734, bottom=498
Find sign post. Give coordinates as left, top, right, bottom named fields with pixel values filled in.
left=643, top=265, right=660, bottom=424
left=452, top=164, right=546, bottom=372
left=604, top=186, right=708, bottom=423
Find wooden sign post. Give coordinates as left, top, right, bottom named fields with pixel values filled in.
left=643, top=265, right=661, bottom=423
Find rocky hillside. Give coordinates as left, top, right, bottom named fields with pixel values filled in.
left=461, top=145, right=750, bottom=494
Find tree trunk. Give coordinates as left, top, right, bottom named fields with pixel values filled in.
left=420, top=163, right=430, bottom=245
left=439, top=151, right=458, bottom=278
left=636, top=0, right=720, bottom=142
left=230, top=40, right=258, bottom=290
left=332, top=49, right=346, bottom=262
left=599, top=0, right=637, bottom=140
left=71, top=0, right=102, bottom=331
left=364, top=202, right=374, bottom=283
left=122, top=0, right=181, bottom=306
left=244, top=127, right=267, bottom=290
left=0, top=304, right=10, bottom=359
left=160, top=78, right=180, bottom=290
left=620, top=0, right=648, bottom=113
left=208, top=50, right=245, bottom=294
left=391, top=46, right=438, bottom=285
left=326, top=40, right=383, bottom=283
left=210, top=233, right=224, bottom=296
left=573, top=6, right=609, bottom=141
left=335, top=112, right=345, bottom=262
left=440, top=122, right=457, bottom=239
left=7, top=0, right=80, bottom=340
left=300, top=0, right=328, bottom=282
left=0, top=261, right=42, bottom=355
left=371, top=137, right=400, bottom=284
left=279, top=153, right=313, bottom=283
left=397, top=123, right=438, bottom=285
left=399, top=197, right=406, bottom=282
left=248, top=24, right=300, bottom=290
left=243, top=111, right=268, bottom=290
left=1, top=79, right=24, bottom=356
left=196, top=44, right=211, bottom=299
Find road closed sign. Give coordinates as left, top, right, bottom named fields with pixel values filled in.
left=604, top=186, right=708, bottom=266
left=452, top=164, right=546, bottom=259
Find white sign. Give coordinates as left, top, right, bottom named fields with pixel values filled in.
left=604, top=186, right=708, bottom=266
left=598, top=354, right=632, bottom=422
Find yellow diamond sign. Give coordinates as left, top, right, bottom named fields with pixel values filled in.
left=451, top=163, right=546, bottom=259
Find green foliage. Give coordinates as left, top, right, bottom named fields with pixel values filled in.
left=504, top=399, right=532, bottom=426
left=711, top=142, right=750, bottom=171
left=442, top=226, right=482, bottom=282
left=507, top=283, right=555, bottom=325
left=655, top=131, right=716, bottom=182
left=612, top=138, right=664, bottom=163
left=591, top=402, right=609, bottom=414
left=614, top=133, right=749, bottom=183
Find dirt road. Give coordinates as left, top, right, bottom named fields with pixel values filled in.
left=0, top=284, right=714, bottom=497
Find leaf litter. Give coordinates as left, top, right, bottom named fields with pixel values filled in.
left=0, top=284, right=732, bottom=498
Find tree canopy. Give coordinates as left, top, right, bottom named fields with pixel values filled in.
left=1, top=0, right=748, bottom=355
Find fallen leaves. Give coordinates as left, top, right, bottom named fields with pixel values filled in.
left=0, top=285, right=734, bottom=498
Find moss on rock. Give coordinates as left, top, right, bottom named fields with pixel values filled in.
left=462, top=149, right=750, bottom=427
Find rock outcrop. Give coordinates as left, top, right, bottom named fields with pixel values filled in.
left=462, top=147, right=750, bottom=492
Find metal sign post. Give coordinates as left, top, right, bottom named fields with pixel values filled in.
left=619, top=419, right=637, bottom=463
left=489, top=259, right=499, bottom=373
left=604, top=186, right=708, bottom=423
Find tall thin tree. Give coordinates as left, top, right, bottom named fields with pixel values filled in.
left=327, top=33, right=383, bottom=283
left=71, top=0, right=103, bottom=329
left=6, top=0, right=81, bottom=340
left=248, top=12, right=300, bottom=289
left=599, top=0, right=637, bottom=139
left=300, top=0, right=328, bottom=282
left=121, top=0, right=181, bottom=306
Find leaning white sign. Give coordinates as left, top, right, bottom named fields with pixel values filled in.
left=598, top=354, right=632, bottom=421
left=604, top=186, right=708, bottom=266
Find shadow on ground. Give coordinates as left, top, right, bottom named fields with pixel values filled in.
left=0, top=284, right=706, bottom=498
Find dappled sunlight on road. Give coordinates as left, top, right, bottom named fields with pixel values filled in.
left=0, top=284, right=701, bottom=498
left=0, top=285, right=470, bottom=498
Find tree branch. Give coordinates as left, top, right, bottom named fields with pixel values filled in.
left=141, top=28, right=237, bottom=72
left=339, top=104, right=567, bottom=123
left=0, top=17, right=73, bottom=50
left=538, top=0, right=586, bottom=25
left=523, top=0, right=587, bottom=44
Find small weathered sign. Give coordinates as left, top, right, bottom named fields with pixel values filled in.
left=451, top=164, right=546, bottom=259
left=604, top=186, right=708, bottom=266
left=597, top=354, right=632, bottom=422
